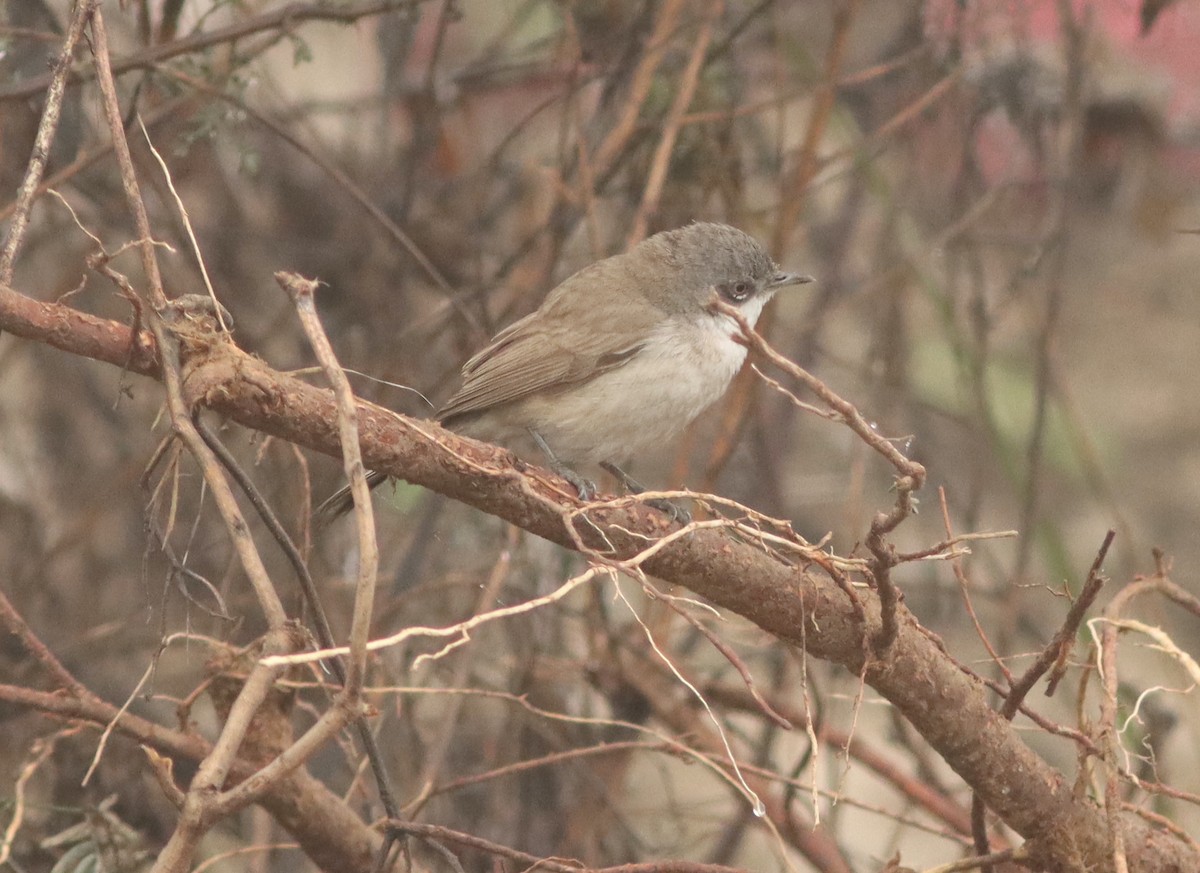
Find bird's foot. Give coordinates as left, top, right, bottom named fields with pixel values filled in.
left=600, top=461, right=692, bottom=524
left=529, top=428, right=596, bottom=501
left=554, top=462, right=597, bottom=502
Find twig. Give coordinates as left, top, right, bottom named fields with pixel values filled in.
left=89, top=10, right=165, bottom=308
left=139, top=120, right=228, bottom=333
left=772, top=0, right=863, bottom=255
left=627, top=0, right=723, bottom=244
left=139, top=458, right=233, bottom=619
left=919, top=847, right=1024, bottom=873
left=590, top=0, right=686, bottom=176
left=714, top=299, right=923, bottom=484
left=365, top=680, right=793, bottom=831
left=613, top=578, right=766, bottom=816
left=700, top=680, right=975, bottom=836
left=999, top=530, right=1114, bottom=715
left=269, top=280, right=402, bottom=873
left=277, top=272, right=377, bottom=693
left=387, top=821, right=752, bottom=873
left=403, top=539, right=515, bottom=817
left=0, top=586, right=90, bottom=698
left=714, top=295, right=925, bottom=651
left=263, top=566, right=604, bottom=668
left=614, top=646, right=847, bottom=873
left=412, top=741, right=664, bottom=807
left=1043, top=533, right=1114, bottom=696
left=161, top=68, right=462, bottom=311
left=194, top=420, right=401, bottom=823
left=938, top=489, right=1013, bottom=689
left=0, top=0, right=96, bottom=283
left=648, top=588, right=793, bottom=731
left=0, top=0, right=431, bottom=104
left=0, top=94, right=190, bottom=225
left=0, top=730, right=77, bottom=865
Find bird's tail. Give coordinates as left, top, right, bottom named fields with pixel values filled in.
left=314, top=469, right=389, bottom=524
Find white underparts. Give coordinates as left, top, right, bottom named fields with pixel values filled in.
left=503, top=296, right=770, bottom=465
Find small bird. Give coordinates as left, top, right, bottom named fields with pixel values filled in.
left=320, top=222, right=811, bottom=518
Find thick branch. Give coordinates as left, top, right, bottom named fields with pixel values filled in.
left=0, top=682, right=378, bottom=871
left=0, top=282, right=1195, bottom=873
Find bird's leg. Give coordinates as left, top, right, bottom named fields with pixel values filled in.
left=599, top=461, right=648, bottom=495
left=529, top=429, right=596, bottom=501
left=600, top=461, right=691, bottom=524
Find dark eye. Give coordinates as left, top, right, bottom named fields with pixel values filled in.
left=720, top=281, right=753, bottom=302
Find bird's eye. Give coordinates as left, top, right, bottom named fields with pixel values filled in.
left=721, top=281, right=753, bottom=302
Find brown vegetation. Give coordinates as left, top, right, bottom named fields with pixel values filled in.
left=2, top=2, right=1199, bottom=872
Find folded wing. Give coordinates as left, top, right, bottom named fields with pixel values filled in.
left=437, top=262, right=659, bottom=423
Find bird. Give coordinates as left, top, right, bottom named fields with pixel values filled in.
left=318, top=222, right=812, bottom=519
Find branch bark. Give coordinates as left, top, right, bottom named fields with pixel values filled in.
left=0, top=280, right=1195, bottom=873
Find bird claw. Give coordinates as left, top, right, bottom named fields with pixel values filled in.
left=529, top=429, right=595, bottom=501
left=563, top=469, right=597, bottom=502
left=645, top=497, right=692, bottom=524
left=600, top=461, right=690, bottom=524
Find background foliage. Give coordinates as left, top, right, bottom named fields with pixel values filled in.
left=3, top=1, right=1200, bottom=871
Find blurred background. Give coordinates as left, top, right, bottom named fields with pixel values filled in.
left=2, top=0, right=1200, bottom=870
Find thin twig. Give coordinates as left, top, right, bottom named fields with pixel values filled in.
left=919, top=847, right=1024, bottom=873
left=648, top=588, right=793, bottom=730
left=772, top=0, right=863, bottom=255
left=387, top=821, right=752, bottom=873
left=0, top=0, right=431, bottom=104
left=403, top=538, right=516, bottom=817
left=264, top=566, right=603, bottom=668
left=0, top=0, right=96, bottom=283
left=714, top=295, right=925, bottom=651
left=0, top=94, right=190, bottom=224
left=627, top=0, right=723, bottom=244
left=277, top=272, right=378, bottom=695
left=161, top=68, right=462, bottom=309
left=590, top=0, right=686, bottom=176
left=0, top=586, right=90, bottom=698
left=195, top=419, right=401, bottom=822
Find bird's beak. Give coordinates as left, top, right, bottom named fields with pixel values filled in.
left=771, top=272, right=815, bottom=289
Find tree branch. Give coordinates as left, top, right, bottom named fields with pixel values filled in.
left=0, top=281, right=1195, bottom=873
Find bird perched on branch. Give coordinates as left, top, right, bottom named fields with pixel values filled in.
left=319, top=222, right=812, bottom=520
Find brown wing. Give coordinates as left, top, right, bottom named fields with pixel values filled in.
left=437, top=260, right=658, bottom=423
